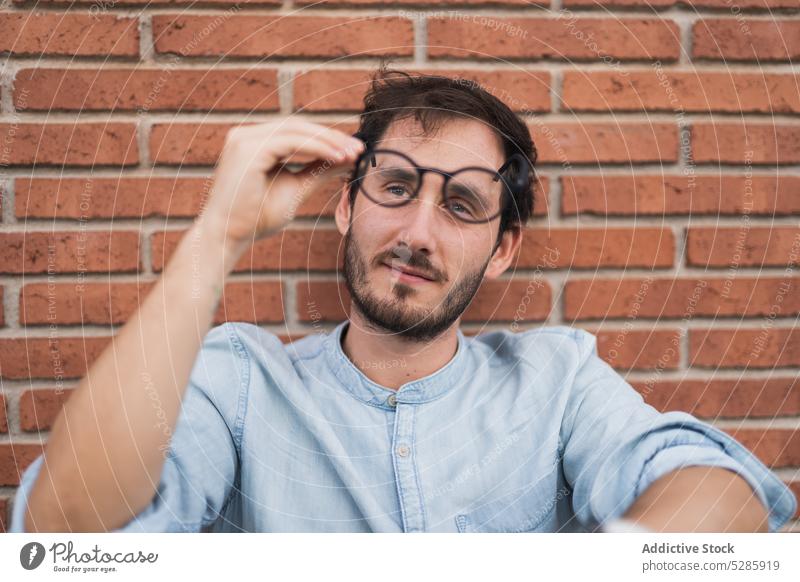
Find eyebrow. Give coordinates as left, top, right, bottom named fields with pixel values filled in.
left=379, top=167, right=418, bottom=182
left=448, top=181, right=489, bottom=203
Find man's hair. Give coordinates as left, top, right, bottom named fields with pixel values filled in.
left=346, top=64, right=538, bottom=240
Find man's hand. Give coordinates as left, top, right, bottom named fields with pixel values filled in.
left=202, top=119, right=365, bottom=254
left=622, top=466, right=770, bottom=532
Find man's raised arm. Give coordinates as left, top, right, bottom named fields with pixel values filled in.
left=22, top=121, right=364, bottom=532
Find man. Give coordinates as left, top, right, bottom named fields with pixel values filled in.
left=10, top=67, right=796, bottom=533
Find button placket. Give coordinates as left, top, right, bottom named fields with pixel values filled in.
left=391, top=401, right=425, bottom=532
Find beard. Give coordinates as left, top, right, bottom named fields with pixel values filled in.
left=342, top=228, right=489, bottom=343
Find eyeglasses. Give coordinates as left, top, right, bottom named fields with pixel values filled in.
left=351, top=145, right=528, bottom=224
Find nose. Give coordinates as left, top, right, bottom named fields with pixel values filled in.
left=394, top=173, right=450, bottom=255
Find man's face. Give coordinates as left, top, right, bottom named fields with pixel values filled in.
left=338, top=116, right=508, bottom=343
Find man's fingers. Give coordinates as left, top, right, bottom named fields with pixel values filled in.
left=234, top=119, right=362, bottom=159
left=247, top=134, right=344, bottom=173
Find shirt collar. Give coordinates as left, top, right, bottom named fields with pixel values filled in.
left=323, top=320, right=469, bottom=408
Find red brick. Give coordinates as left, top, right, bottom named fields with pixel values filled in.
left=20, top=281, right=283, bottom=326
left=562, top=71, right=800, bottom=113
left=292, top=68, right=363, bottom=113
left=15, top=177, right=211, bottom=220
left=464, top=280, right=552, bottom=322
left=17, top=0, right=279, bottom=5
left=152, top=15, right=414, bottom=58
left=687, top=227, right=800, bottom=268
left=14, top=68, right=280, bottom=112
left=788, top=482, right=800, bottom=519
left=565, top=0, right=797, bottom=7
left=531, top=177, right=550, bottom=217
left=19, top=388, right=74, bottom=432
left=692, top=123, right=800, bottom=165
left=724, top=429, right=800, bottom=468
left=565, top=277, right=800, bottom=320
left=0, top=123, right=138, bottom=167
left=631, top=378, right=800, bottom=419
left=0, top=13, right=138, bottom=57
left=0, top=497, right=6, bottom=533
left=293, top=69, right=551, bottom=113
left=0, top=394, right=7, bottom=433
left=297, top=281, right=350, bottom=323
left=152, top=229, right=344, bottom=272
left=694, top=19, right=800, bottom=62
left=429, top=17, right=680, bottom=61
left=20, top=282, right=151, bottom=326
left=0, top=287, right=4, bottom=327
left=150, top=123, right=234, bottom=166
left=690, top=328, right=800, bottom=369
left=0, top=231, right=141, bottom=275
left=0, top=444, right=45, bottom=486
left=592, top=328, right=682, bottom=370
left=0, top=336, right=110, bottom=380
left=214, top=281, right=284, bottom=325
left=562, top=175, right=800, bottom=216
left=517, top=227, right=674, bottom=269
left=297, top=0, right=542, bottom=4
left=531, top=123, right=678, bottom=164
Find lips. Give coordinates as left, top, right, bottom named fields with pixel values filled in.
left=383, top=261, right=436, bottom=282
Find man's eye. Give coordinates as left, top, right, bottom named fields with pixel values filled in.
left=386, top=183, right=412, bottom=197
left=447, top=199, right=475, bottom=217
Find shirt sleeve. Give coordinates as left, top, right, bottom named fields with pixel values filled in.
left=8, top=322, right=250, bottom=533
left=560, top=328, right=798, bottom=533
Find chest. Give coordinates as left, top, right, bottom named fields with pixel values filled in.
left=235, top=386, right=568, bottom=532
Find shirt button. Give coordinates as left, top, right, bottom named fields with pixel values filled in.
left=387, top=394, right=397, bottom=407
left=396, top=444, right=410, bottom=457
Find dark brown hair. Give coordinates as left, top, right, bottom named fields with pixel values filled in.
left=346, top=63, right=538, bottom=242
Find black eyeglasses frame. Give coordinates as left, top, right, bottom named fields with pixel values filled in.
left=350, top=144, right=529, bottom=225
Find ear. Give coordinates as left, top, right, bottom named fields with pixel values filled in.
left=334, top=183, right=352, bottom=236
left=483, top=226, right=523, bottom=280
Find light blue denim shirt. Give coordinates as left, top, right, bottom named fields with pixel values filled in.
left=10, top=321, right=797, bottom=532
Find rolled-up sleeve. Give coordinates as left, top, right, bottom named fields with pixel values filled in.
left=8, top=322, right=249, bottom=533
left=561, top=328, right=797, bottom=533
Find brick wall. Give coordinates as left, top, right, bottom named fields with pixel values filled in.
left=0, top=0, right=798, bottom=532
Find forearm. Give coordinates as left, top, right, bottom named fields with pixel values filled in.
left=25, top=214, right=245, bottom=532
left=622, top=466, right=770, bottom=532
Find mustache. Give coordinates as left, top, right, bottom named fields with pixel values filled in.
left=375, top=246, right=447, bottom=283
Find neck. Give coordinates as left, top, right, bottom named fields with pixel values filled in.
left=340, top=308, right=459, bottom=391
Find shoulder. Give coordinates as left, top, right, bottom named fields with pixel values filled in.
left=203, top=322, right=332, bottom=389
left=469, top=325, right=598, bottom=371
left=218, top=322, right=327, bottom=366
left=207, top=321, right=284, bottom=354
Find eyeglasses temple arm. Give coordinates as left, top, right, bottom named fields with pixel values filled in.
left=494, top=156, right=516, bottom=183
